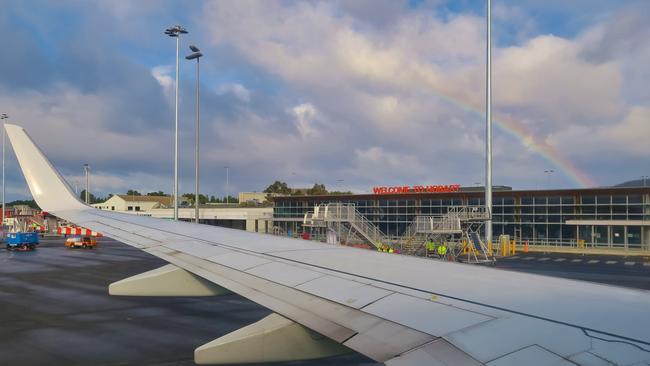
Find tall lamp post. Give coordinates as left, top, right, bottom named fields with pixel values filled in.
left=1, top=113, right=7, bottom=231
left=165, top=25, right=188, bottom=221
left=186, top=45, right=203, bottom=224
left=485, top=0, right=493, bottom=246
left=643, top=175, right=649, bottom=187
left=225, top=166, right=230, bottom=205
left=83, top=164, right=90, bottom=204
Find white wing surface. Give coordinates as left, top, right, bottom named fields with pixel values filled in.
left=6, top=124, right=650, bottom=366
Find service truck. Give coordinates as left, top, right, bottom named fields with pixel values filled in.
left=5, top=232, right=39, bottom=251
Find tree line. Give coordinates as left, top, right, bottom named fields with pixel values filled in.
left=263, top=181, right=352, bottom=196
left=79, top=189, right=239, bottom=205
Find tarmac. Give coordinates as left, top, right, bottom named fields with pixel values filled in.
left=1, top=237, right=649, bottom=365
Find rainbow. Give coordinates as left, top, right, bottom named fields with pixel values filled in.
left=425, top=89, right=596, bottom=188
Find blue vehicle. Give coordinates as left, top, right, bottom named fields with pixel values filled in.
left=5, top=232, right=39, bottom=251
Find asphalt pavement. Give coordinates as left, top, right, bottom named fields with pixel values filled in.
left=0, top=238, right=374, bottom=366
left=494, top=252, right=650, bottom=290
left=1, top=237, right=649, bottom=365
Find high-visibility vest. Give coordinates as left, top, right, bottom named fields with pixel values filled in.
left=388, top=248, right=394, bottom=253
left=438, top=245, right=447, bottom=255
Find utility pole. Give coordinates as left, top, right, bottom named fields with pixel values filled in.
left=485, top=0, right=493, bottom=246
left=83, top=164, right=90, bottom=204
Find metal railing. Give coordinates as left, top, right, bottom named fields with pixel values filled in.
left=324, top=203, right=387, bottom=248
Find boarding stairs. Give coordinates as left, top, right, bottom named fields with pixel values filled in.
left=303, top=204, right=495, bottom=263
left=303, top=203, right=389, bottom=249
left=397, top=206, right=494, bottom=264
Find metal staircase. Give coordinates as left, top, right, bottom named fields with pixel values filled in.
left=397, top=206, right=489, bottom=255
left=302, top=203, right=495, bottom=263
left=304, top=203, right=388, bottom=249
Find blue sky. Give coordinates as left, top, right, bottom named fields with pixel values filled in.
left=1, top=0, right=648, bottom=201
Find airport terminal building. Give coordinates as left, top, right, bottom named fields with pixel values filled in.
left=272, top=186, right=650, bottom=251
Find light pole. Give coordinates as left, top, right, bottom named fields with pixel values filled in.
left=1, top=113, right=7, bottom=231
left=165, top=25, right=188, bottom=221
left=544, top=169, right=554, bottom=188
left=83, top=164, right=90, bottom=204
left=643, top=175, right=649, bottom=187
left=485, top=0, right=493, bottom=246
left=186, top=45, right=203, bottom=224
left=225, top=166, right=230, bottom=205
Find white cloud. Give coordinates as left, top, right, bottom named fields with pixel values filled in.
left=199, top=1, right=649, bottom=188
left=289, top=103, right=319, bottom=139
left=151, top=65, right=174, bottom=100
left=549, top=106, right=650, bottom=159
left=494, top=35, right=625, bottom=126
left=217, top=83, right=251, bottom=102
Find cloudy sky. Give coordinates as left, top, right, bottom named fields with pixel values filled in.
left=1, top=0, right=648, bottom=200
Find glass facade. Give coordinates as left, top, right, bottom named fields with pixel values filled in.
left=273, top=188, right=650, bottom=250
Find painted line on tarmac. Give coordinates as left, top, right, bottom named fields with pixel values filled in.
left=571, top=259, right=582, bottom=263
left=587, top=260, right=599, bottom=264
left=538, top=257, right=550, bottom=261
left=644, top=262, right=650, bottom=267
left=554, top=258, right=566, bottom=262
left=605, top=260, right=617, bottom=264
left=624, top=262, right=635, bottom=266
left=509, top=256, right=520, bottom=259
left=523, top=257, right=535, bottom=260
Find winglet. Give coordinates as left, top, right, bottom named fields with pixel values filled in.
left=5, top=124, right=86, bottom=212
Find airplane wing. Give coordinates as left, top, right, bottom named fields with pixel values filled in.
left=6, top=123, right=650, bottom=366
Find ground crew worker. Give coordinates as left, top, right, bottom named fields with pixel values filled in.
left=437, top=243, right=447, bottom=257
left=426, top=239, right=435, bottom=253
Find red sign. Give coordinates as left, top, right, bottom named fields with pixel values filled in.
left=372, top=184, right=461, bottom=195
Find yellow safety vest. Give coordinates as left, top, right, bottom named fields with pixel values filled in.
left=438, top=245, right=447, bottom=255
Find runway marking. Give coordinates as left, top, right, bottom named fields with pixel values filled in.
left=523, top=257, right=535, bottom=260
left=644, top=262, right=650, bottom=267
left=587, top=260, right=599, bottom=264
left=553, top=258, right=566, bottom=262
left=571, top=259, right=582, bottom=263
left=605, top=260, right=617, bottom=265
left=624, top=262, right=635, bottom=266
left=509, top=256, right=520, bottom=259
left=538, top=257, right=550, bottom=261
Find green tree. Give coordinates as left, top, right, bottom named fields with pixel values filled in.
left=126, top=189, right=141, bottom=196
left=79, top=190, right=103, bottom=204
left=223, top=195, right=239, bottom=204
left=146, top=191, right=167, bottom=196
left=263, top=181, right=291, bottom=195
left=329, top=190, right=353, bottom=195
left=306, top=183, right=327, bottom=195
left=181, top=193, right=210, bottom=206
left=7, top=200, right=40, bottom=210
